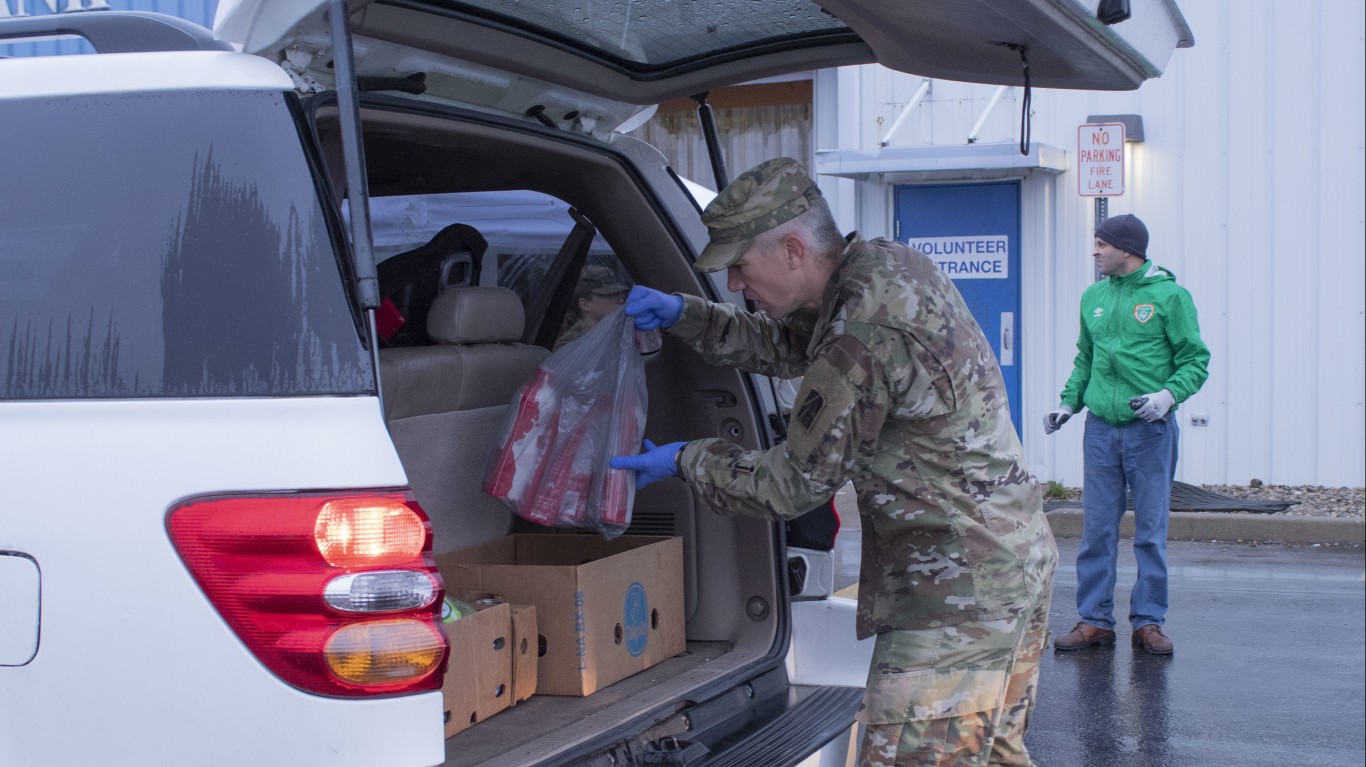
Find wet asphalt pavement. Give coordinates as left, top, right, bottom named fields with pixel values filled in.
left=830, top=525, right=1366, bottom=766
left=1029, top=538, right=1365, bottom=767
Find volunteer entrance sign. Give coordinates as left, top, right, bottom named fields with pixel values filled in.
left=1078, top=122, right=1126, bottom=197
left=906, top=235, right=1009, bottom=279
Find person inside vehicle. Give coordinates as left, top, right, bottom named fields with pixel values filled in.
left=612, top=157, right=1057, bottom=767
left=554, top=264, right=631, bottom=349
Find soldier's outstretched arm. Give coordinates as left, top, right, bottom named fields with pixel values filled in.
left=678, top=330, right=896, bottom=519
left=667, top=294, right=816, bottom=379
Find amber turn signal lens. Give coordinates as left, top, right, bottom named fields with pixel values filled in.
left=314, top=497, right=426, bottom=567
left=324, top=619, right=446, bottom=686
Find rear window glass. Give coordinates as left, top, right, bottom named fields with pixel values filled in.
left=0, top=91, right=373, bottom=400
left=370, top=190, right=631, bottom=349
left=438, top=0, right=849, bottom=68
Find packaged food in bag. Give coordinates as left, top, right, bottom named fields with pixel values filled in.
left=483, top=309, right=659, bottom=537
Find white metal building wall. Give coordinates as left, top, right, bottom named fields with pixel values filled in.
left=814, top=0, right=1365, bottom=487
left=629, top=103, right=813, bottom=192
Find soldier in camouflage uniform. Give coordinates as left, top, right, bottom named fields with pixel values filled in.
left=613, top=158, right=1057, bottom=766
left=554, top=264, right=631, bottom=350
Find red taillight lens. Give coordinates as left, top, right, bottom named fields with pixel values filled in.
left=167, top=490, right=449, bottom=697
left=315, top=497, right=426, bottom=567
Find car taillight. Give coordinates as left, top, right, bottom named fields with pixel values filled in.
left=167, top=490, right=449, bottom=697
left=314, top=498, right=426, bottom=567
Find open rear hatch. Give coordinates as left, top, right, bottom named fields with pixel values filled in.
left=218, top=0, right=1194, bottom=130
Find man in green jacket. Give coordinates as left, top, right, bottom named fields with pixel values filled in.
left=1044, top=214, right=1210, bottom=655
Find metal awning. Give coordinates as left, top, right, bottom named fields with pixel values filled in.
left=814, top=143, right=1068, bottom=180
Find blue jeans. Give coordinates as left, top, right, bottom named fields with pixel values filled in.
left=1077, top=412, right=1179, bottom=630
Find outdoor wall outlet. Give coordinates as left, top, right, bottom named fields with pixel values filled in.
left=1190, top=413, right=1209, bottom=426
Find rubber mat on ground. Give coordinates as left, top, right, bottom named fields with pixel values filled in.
left=1043, top=481, right=1298, bottom=514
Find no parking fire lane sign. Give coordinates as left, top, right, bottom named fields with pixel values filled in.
left=1079, top=123, right=1126, bottom=197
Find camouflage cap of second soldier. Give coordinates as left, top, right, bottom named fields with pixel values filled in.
left=575, top=264, right=630, bottom=298
left=693, top=157, right=824, bottom=273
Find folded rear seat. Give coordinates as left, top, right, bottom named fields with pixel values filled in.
left=378, top=286, right=549, bottom=554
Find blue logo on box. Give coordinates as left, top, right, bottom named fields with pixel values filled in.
left=624, top=582, right=648, bottom=656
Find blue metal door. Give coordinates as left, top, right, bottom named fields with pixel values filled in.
left=895, top=182, right=1022, bottom=433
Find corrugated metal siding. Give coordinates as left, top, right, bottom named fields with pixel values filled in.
left=629, top=102, right=812, bottom=192
left=817, top=0, right=1365, bottom=487
left=0, top=0, right=217, bottom=56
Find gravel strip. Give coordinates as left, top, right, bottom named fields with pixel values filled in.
left=1046, top=484, right=1364, bottom=519
left=1197, top=484, right=1363, bottom=518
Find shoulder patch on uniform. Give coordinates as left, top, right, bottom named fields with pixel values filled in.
left=1134, top=304, right=1155, bottom=323
left=795, top=387, right=826, bottom=432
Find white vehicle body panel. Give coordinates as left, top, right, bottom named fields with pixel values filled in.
left=0, top=396, right=443, bottom=766
left=786, top=597, right=874, bottom=689
left=0, top=50, right=290, bottom=98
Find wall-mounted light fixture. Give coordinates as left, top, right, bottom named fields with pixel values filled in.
left=1097, top=0, right=1131, bottom=25
left=1086, top=114, right=1145, bottom=142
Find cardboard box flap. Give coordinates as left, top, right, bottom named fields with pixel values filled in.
left=440, top=534, right=675, bottom=569
left=508, top=604, right=538, bottom=704
left=510, top=534, right=673, bottom=566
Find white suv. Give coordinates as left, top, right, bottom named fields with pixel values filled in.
left=1, top=3, right=1187, bottom=765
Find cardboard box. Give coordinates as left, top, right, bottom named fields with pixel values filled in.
left=439, top=601, right=512, bottom=737
left=437, top=535, right=685, bottom=696
left=452, top=596, right=538, bottom=706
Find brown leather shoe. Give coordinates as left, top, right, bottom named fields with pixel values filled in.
left=1132, top=624, right=1174, bottom=655
left=1053, top=622, right=1116, bottom=650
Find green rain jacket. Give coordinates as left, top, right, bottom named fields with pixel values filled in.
left=1060, top=260, right=1210, bottom=426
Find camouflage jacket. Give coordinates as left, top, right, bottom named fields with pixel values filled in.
left=671, top=235, right=1055, bottom=637
left=554, top=317, right=591, bottom=350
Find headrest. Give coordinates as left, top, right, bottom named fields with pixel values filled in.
left=426, top=287, right=525, bottom=344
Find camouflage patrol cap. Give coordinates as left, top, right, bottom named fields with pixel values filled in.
left=575, top=265, right=630, bottom=299
left=694, top=157, right=824, bottom=272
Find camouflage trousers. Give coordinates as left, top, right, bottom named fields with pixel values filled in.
left=856, top=593, right=1053, bottom=767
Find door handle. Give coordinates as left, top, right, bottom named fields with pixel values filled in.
left=999, top=312, right=1014, bottom=366
left=692, top=389, right=737, bottom=408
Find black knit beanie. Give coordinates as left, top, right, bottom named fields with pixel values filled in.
left=1095, top=214, right=1148, bottom=259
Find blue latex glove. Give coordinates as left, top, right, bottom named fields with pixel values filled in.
left=611, top=439, right=686, bottom=490
left=623, top=285, right=684, bottom=331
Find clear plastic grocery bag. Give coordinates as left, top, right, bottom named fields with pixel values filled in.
left=483, top=309, right=660, bottom=538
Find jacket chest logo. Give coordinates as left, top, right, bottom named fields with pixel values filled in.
left=1092, top=307, right=1104, bottom=319
left=1134, top=304, right=1155, bottom=323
